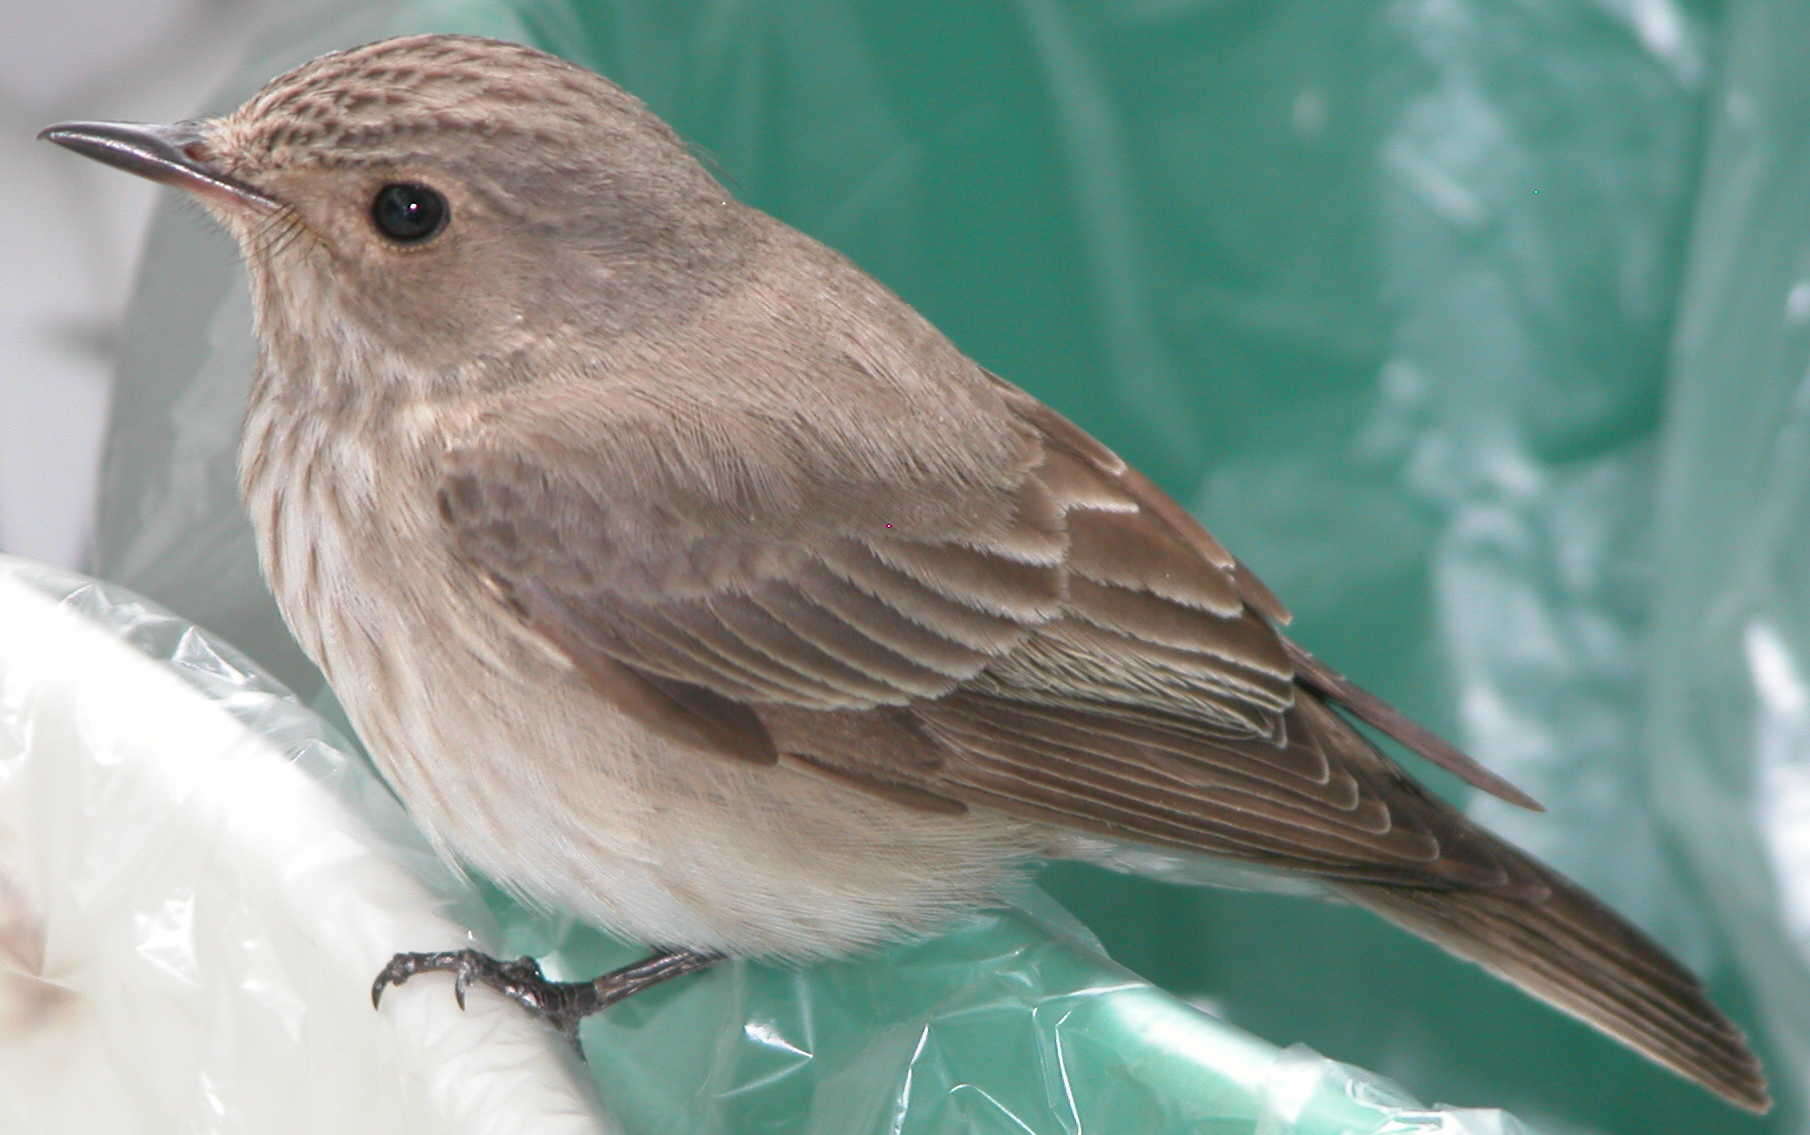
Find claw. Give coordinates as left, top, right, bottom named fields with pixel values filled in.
left=371, top=955, right=415, bottom=1010
left=368, top=946, right=721, bottom=1046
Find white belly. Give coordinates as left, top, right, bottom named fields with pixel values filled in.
left=337, top=600, right=1042, bottom=956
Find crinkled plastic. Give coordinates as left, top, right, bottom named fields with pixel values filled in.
left=0, top=557, right=609, bottom=1133
left=75, top=0, right=1805, bottom=1131
left=0, top=556, right=1531, bottom=1132
left=1648, top=0, right=1810, bottom=1118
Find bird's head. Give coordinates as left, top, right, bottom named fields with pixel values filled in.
left=41, top=35, right=747, bottom=393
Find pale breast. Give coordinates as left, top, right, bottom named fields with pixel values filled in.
left=236, top=394, right=1045, bottom=957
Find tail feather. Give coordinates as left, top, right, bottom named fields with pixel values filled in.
left=1341, top=857, right=1770, bottom=1113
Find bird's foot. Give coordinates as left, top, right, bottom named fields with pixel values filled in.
left=371, top=947, right=722, bottom=1045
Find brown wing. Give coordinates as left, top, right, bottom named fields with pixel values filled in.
left=435, top=372, right=1766, bottom=1112
left=435, top=378, right=1532, bottom=892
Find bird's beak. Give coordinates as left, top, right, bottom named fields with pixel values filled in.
left=37, top=120, right=278, bottom=212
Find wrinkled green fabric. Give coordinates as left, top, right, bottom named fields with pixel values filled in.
left=88, top=1, right=1804, bottom=1131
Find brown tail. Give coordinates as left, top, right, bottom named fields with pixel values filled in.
left=1340, top=852, right=1770, bottom=1113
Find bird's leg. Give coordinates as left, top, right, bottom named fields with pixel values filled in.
left=370, top=947, right=723, bottom=1044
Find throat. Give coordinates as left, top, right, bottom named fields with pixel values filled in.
left=238, top=375, right=429, bottom=664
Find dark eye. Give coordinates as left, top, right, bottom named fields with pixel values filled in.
left=370, top=183, right=448, bottom=243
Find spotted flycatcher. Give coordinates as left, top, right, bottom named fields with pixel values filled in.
left=41, top=33, right=1768, bottom=1113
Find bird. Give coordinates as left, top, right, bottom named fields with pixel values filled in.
left=39, top=33, right=1768, bottom=1113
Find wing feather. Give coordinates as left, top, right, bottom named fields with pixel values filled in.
left=424, top=295, right=1762, bottom=1113
left=437, top=385, right=1530, bottom=889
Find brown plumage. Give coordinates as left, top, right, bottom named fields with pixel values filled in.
left=40, top=33, right=1768, bottom=1113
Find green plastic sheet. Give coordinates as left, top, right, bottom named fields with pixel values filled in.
left=84, top=1, right=1806, bottom=1131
